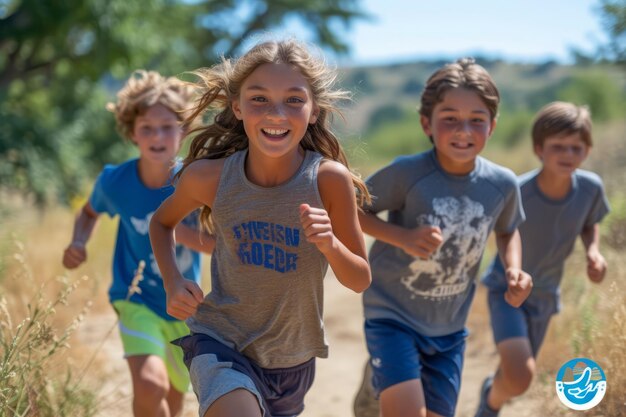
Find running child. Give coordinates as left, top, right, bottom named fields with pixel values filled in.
left=149, top=39, right=372, bottom=417
left=63, top=70, right=214, bottom=417
left=474, top=101, right=610, bottom=417
left=353, top=58, right=533, bottom=417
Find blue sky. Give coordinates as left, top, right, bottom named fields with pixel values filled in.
left=337, top=0, right=607, bottom=65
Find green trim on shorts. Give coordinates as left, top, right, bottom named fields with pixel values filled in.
left=112, top=300, right=190, bottom=392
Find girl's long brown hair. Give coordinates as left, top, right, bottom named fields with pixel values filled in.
left=180, top=39, right=370, bottom=231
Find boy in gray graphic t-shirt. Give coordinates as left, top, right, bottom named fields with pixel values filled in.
left=475, top=102, right=610, bottom=417
left=353, top=58, right=532, bottom=417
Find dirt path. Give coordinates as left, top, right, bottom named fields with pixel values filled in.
left=79, top=274, right=541, bottom=417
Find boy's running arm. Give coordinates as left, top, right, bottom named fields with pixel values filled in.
left=63, top=202, right=99, bottom=269
left=359, top=157, right=443, bottom=259
left=496, top=229, right=532, bottom=307
left=581, top=223, right=607, bottom=283
left=358, top=211, right=443, bottom=259
left=150, top=160, right=221, bottom=319
left=302, top=161, right=371, bottom=293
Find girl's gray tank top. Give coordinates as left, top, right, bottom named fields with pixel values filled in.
left=187, top=149, right=330, bottom=368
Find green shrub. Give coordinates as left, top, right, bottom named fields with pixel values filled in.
left=556, top=71, right=626, bottom=121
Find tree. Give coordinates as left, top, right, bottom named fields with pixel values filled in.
left=0, top=0, right=366, bottom=204
left=597, top=0, right=626, bottom=66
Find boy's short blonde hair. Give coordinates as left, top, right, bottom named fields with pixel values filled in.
left=107, top=70, right=194, bottom=140
left=532, top=101, right=593, bottom=148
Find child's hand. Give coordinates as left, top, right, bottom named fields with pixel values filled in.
left=300, top=203, right=335, bottom=253
left=63, top=242, right=87, bottom=269
left=504, top=268, right=532, bottom=308
left=586, top=251, right=607, bottom=283
left=399, top=225, right=443, bottom=259
left=165, top=280, right=204, bottom=320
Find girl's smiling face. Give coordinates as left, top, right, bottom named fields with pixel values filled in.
left=232, top=62, right=318, bottom=161
left=421, top=87, right=496, bottom=175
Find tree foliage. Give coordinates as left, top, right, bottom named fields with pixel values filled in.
left=557, top=71, right=626, bottom=121
left=597, top=0, right=626, bottom=66
left=0, top=0, right=365, bottom=204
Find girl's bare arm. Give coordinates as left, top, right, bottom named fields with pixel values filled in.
left=149, top=159, right=223, bottom=319
left=312, top=161, right=371, bottom=293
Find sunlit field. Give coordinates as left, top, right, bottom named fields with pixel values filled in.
left=1, top=116, right=624, bottom=416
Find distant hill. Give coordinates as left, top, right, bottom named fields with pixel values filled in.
left=334, top=58, right=626, bottom=168
left=336, top=58, right=625, bottom=134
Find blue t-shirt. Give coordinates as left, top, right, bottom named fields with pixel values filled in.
left=363, top=149, right=524, bottom=337
left=89, top=158, right=202, bottom=320
left=482, top=169, right=610, bottom=294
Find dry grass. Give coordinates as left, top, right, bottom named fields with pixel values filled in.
left=0, top=195, right=205, bottom=417
left=0, top=238, right=97, bottom=416
left=522, top=247, right=625, bottom=417
left=0, top=198, right=119, bottom=417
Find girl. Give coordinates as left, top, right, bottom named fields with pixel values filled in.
left=149, top=39, right=372, bottom=417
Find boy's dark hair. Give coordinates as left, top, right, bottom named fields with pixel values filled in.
left=532, top=101, right=593, bottom=148
left=419, top=58, right=500, bottom=122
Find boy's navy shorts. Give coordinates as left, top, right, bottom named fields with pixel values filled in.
left=174, top=333, right=315, bottom=417
left=488, top=289, right=558, bottom=357
left=364, top=318, right=467, bottom=417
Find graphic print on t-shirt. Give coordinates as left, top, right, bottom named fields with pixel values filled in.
left=148, top=248, right=194, bottom=279
left=130, top=212, right=153, bottom=235
left=129, top=211, right=195, bottom=280
left=401, top=196, right=492, bottom=300
left=233, top=220, right=300, bottom=273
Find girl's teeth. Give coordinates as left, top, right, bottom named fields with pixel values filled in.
left=264, top=128, right=288, bottom=135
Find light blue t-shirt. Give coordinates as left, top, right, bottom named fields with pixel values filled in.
left=363, top=149, right=524, bottom=337
left=482, top=169, right=610, bottom=294
left=90, top=158, right=201, bottom=320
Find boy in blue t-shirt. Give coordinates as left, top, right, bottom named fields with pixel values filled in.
left=474, top=101, right=610, bottom=417
left=62, top=70, right=214, bottom=417
left=353, top=58, right=533, bottom=417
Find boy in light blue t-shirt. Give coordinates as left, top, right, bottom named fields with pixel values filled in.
left=475, top=102, right=610, bottom=417
left=354, top=58, right=533, bottom=417
left=62, top=70, right=214, bottom=417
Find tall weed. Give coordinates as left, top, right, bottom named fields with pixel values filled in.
left=0, top=241, right=97, bottom=417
